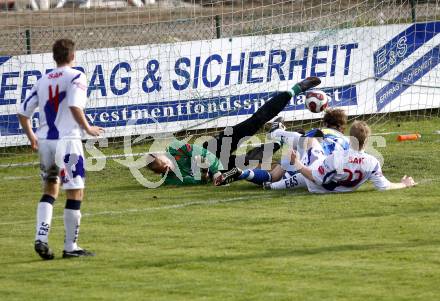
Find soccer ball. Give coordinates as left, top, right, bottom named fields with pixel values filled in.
left=305, top=90, right=328, bottom=113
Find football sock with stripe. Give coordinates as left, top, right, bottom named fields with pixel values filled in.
left=288, top=77, right=321, bottom=97
left=35, top=194, right=55, bottom=243
left=268, top=179, right=288, bottom=190
left=239, top=169, right=271, bottom=185
left=239, top=169, right=253, bottom=180
left=64, top=199, right=82, bottom=252
left=289, top=84, right=303, bottom=96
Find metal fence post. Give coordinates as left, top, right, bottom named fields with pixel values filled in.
left=410, top=0, right=416, bottom=23
left=215, top=15, right=221, bottom=39
left=25, top=29, right=31, bottom=54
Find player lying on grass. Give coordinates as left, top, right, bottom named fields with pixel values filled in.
left=216, top=108, right=349, bottom=188
left=18, top=39, right=104, bottom=260
left=146, top=121, right=287, bottom=185
left=289, top=120, right=417, bottom=193
left=146, top=140, right=224, bottom=185
left=146, top=76, right=321, bottom=185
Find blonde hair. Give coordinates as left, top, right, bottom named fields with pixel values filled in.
left=349, top=121, right=371, bottom=150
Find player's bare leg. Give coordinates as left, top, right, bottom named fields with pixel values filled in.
left=62, top=188, right=95, bottom=258
left=269, top=165, right=286, bottom=183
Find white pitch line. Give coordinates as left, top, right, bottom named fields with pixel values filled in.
left=371, top=132, right=399, bottom=136
left=0, top=196, right=250, bottom=226
left=3, top=175, right=38, bottom=180
left=1, top=142, right=262, bottom=168
left=82, top=197, right=250, bottom=218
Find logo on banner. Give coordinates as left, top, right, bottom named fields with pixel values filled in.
left=376, top=45, right=440, bottom=111
left=373, top=22, right=440, bottom=79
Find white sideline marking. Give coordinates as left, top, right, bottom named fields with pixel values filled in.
left=371, top=132, right=399, bottom=136
left=82, top=197, right=249, bottom=218
left=0, top=143, right=263, bottom=169
left=0, top=152, right=158, bottom=169
left=3, top=175, right=37, bottom=180
left=0, top=196, right=250, bottom=226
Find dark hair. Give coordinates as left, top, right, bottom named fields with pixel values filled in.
left=146, top=154, right=163, bottom=174
left=52, top=39, right=75, bottom=65
left=323, top=108, right=347, bottom=131
left=146, top=154, right=157, bottom=169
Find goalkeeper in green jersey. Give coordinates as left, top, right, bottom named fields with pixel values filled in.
left=146, top=77, right=321, bottom=185
left=147, top=140, right=224, bottom=185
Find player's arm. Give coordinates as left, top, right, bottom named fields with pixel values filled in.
left=191, top=144, right=223, bottom=181
left=369, top=162, right=416, bottom=190
left=170, top=141, right=222, bottom=182
left=198, top=146, right=223, bottom=174
left=296, top=163, right=314, bottom=182
left=289, top=150, right=315, bottom=182
left=290, top=149, right=337, bottom=186
left=68, top=73, right=103, bottom=136
left=70, top=107, right=103, bottom=136
left=18, top=114, right=38, bottom=151
left=182, top=175, right=205, bottom=184
left=164, top=142, right=209, bottom=184
left=386, top=176, right=417, bottom=190
left=165, top=171, right=205, bottom=185
left=17, top=85, right=39, bottom=150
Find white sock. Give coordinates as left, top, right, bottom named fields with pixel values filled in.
left=269, top=180, right=289, bottom=190
left=64, top=209, right=81, bottom=252
left=35, top=202, right=54, bottom=242
left=271, top=172, right=307, bottom=190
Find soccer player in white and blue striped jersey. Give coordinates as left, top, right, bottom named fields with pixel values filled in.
left=267, top=109, right=349, bottom=190
left=18, top=39, right=103, bottom=260
left=291, top=121, right=416, bottom=193
left=217, top=109, right=349, bottom=189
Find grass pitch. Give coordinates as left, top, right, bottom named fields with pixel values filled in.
left=1, top=118, right=440, bottom=301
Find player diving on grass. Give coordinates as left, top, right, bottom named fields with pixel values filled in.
left=283, top=120, right=416, bottom=193
left=18, top=39, right=104, bottom=260
left=145, top=76, right=322, bottom=185
left=216, top=108, right=349, bottom=189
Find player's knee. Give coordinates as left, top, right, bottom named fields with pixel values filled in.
left=41, top=164, right=60, bottom=184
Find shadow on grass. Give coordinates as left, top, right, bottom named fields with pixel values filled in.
left=329, top=205, right=440, bottom=220
left=124, top=240, right=440, bottom=269
left=1, top=256, right=82, bottom=265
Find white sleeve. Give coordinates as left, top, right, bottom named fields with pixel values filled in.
left=311, top=155, right=336, bottom=185
left=271, top=129, right=301, bottom=148
left=68, top=72, right=87, bottom=109
left=369, top=161, right=391, bottom=191
left=19, top=84, right=39, bottom=118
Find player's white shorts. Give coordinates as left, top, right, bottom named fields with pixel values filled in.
left=38, top=139, right=85, bottom=190
left=269, top=171, right=307, bottom=190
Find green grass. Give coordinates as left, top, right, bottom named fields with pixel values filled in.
left=1, top=119, right=440, bottom=301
